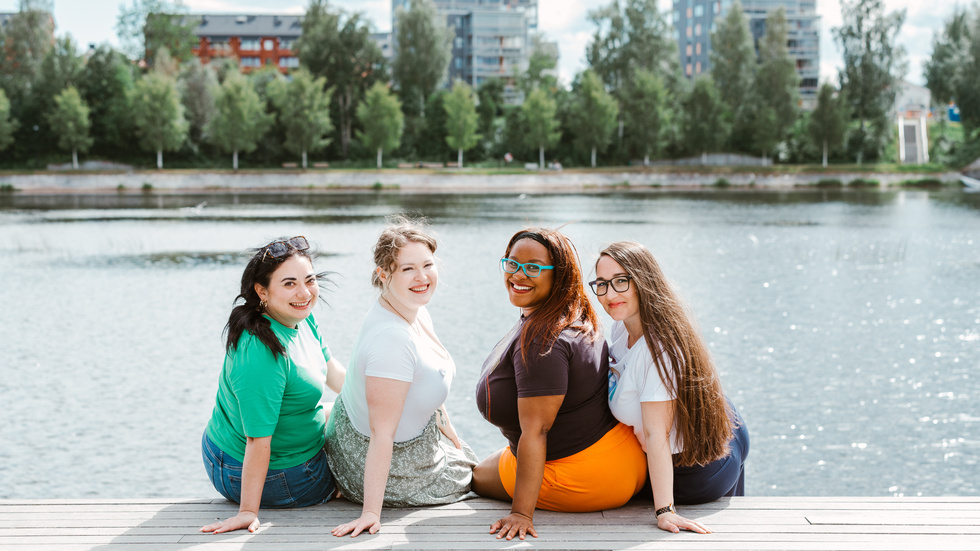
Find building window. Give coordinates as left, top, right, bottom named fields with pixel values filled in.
left=694, top=5, right=703, bottom=17
left=454, top=36, right=463, bottom=49
left=240, top=56, right=261, bottom=67
left=263, top=39, right=275, bottom=51
left=279, top=39, right=294, bottom=50
left=695, top=23, right=701, bottom=36
left=279, top=56, right=299, bottom=68
left=239, top=39, right=260, bottom=51
left=502, top=36, right=523, bottom=48
left=696, top=61, right=701, bottom=74
left=686, top=44, right=692, bottom=56
left=686, top=26, right=692, bottom=37
left=686, top=7, right=692, bottom=17
left=696, top=42, right=701, bottom=55
left=455, top=57, right=462, bottom=68
left=714, top=1, right=721, bottom=14
left=686, top=63, right=692, bottom=76
left=209, top=39, right=230, bottom=53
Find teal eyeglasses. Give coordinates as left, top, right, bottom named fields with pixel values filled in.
left=501, top=258, right=554, bottom=278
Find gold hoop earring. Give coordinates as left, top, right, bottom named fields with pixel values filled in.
left=258, top=299, right=268, bottom=311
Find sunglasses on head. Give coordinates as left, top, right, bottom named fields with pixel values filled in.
left=261, top=236, right=309, bottom=262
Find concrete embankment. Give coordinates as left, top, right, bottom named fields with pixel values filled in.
left=0, top=169, right=963, bottom=194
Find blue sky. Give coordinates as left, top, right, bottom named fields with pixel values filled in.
left=0, top=0, right=952, bottom=87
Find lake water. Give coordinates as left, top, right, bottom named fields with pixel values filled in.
left=1, top=189, right=978, bottom=500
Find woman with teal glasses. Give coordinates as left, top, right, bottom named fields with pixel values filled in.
left=472, top=228, right=647, bottom=541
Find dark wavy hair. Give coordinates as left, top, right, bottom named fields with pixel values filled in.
left=597, top=241, right=733, bottom=467
left=504, top=227, right=600, bottom=363
left=224, top=238, right=330, bottom=359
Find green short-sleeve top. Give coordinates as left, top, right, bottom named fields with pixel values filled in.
left=205, top=315, right=332, bottom=469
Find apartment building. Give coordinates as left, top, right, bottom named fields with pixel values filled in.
left=674, top=0, right=820, bottom=108
left=392, top=0, right=550, bottom=103
left=190, top=14, right=302, bottom=74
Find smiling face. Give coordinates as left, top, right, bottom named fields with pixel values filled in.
left=504, top=238, right=554, bottom=314
left=595, top=254, right=640, bottom=326
left=380, top=240, right=438, bottom=315
left=255, top=254, right=319, bottom=328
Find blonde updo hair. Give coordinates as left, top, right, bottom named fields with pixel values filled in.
left=371, top=215, right=437, bottom=291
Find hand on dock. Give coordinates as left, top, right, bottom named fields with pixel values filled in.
left=489, top=511, right=538, bottom=540
left=332, top=511, right=381, bottom=537
left=200, top=510, right=260, bottom=534
left=656, top=511, right=710, bottom=534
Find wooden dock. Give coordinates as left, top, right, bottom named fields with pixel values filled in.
left=1, top=496, right=978, bottom=550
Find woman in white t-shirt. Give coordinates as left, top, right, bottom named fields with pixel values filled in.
left=326, top=217, right=477, bottom=538
left=591, top=241, right=749, bottom=534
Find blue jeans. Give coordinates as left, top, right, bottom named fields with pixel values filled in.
left=202, top=432, right=336, bottom=508
left=672, top=401, right=750, bottom=505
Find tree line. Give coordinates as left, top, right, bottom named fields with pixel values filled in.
left=0, top=0, right=930, bottom=171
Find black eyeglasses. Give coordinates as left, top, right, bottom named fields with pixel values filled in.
left=261, top=236, right=309, bottom=262
left=588, top=275, right=632, bottom=296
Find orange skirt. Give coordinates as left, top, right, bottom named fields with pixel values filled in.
left=497, top=422, right=647, bottom=512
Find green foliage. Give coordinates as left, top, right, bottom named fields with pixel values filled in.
left=808, top=84, right=849, bottom=166
left=815, top=179, right=844, bottom=188
left=621, top=69, right=670, bottom=162
left=895, top=178, right=944, bottom=188
left=443, top=80, right=480, bottom=166
left=269, top=69, right=334, bottom=168
left=710, top=0, right=755, bottom=146
left=834, top=0, right=907, bottom=163
left=0, top=5, right=54, bottom=99
left=713, top=178, right=732, bottom=188
left=521, top=34, right=560, bottom=94
left=38, top=36, right=84, bottom=101
left=681, top=77, right=726, bottom=157
left=356, top=82, right=404, bottom=168
left=0, top=183, right=17, bottom=193
left=847, top=178, right=879, bottom=187
left=924, top=7, right=970, bottom=106
left=569, top=70, right=619, bottom=167
left=0, top=89, right=18, bottom=152
left=587, top=0, right=680, bottom=93
left=129, top=70, right=189, bottom=168
left=179, top=60, right=218, bottom=146
left=46, top=86, right=93, bottom=165
left=522, top=87, right=561, bottom=167
left=393, top=0, right=451, bottom=116
left=116, top=0, right=196, bottom=63
left=748, top=8, right=798, bottom=160
left=297, top=0, right=388, bottom=158
left=79, top=45, right=137, bottom=156
left=207, top=71, right=273, bottom=168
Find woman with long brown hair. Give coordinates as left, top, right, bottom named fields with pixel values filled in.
left=592, top=241, right=749, bottom=534
left=473, top=228, right=647, bottom=541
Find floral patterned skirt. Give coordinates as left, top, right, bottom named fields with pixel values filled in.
left=324, top=395, right=478, bottom=507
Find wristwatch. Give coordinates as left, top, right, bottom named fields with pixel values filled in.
left=655, top=503, right=676, bottom=517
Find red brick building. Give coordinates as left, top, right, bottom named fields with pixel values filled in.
left=191, top=14, right=302, bottom=74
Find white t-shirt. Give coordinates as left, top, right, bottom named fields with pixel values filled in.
left=607, top=320, right=682, bottom=454
left=340, top=301, right=455, bottom=442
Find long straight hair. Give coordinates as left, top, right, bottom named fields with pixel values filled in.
left=505, top=228, right=600, bottom=362
left=598, top=241, right=733, bottom=467
left=224, top=239, right=329, bottom=359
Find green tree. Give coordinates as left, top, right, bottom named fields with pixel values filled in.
left=710, top=0, right=755, bottom=147
left=178, top=59, right=218, bottom=147
left=0, top=89, right=18, bottom=153
left=748, top=7, right=799, bottom=161
left=476, top=78, right=504, bottom=154
left=834, top=0, right=907, bottom=163
left=297, top=0, right=387, bottom=158
left=587, top=0, right=680, bottom=93
left=79, top=45, right=137, bottom=157
left=924, top=7, right=970, bottom=107
left=621, top=69, right=670, bottom=165
left=520, top=34, right=560, bottom=95
left=681, top=77, right=726, bottom=163
left=356, top=82, right=404, bottom=169
left=393, top=0, right=451, bottom=116
left=269, top=69, right=334, bottom=169
left=0, top=1, right=54, bottom=99
left=116, top=0, right=196, bottom=64
left=808, top=84, right=849, bottom=167
left=443, top=80, right=480, bottom=168
left=569, top=70, right=619, bottom=167
left=46, top=86, right=92, bottom=169
left=207, top=71, right=273, bottom=170
left=522, top=87, right=561, bottom=168
left=130, top=70, right=188, bottom=169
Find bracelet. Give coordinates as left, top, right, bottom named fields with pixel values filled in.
left=655, top=503, right=675, bottom=517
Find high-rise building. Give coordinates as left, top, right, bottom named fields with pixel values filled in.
left=673, top=0, right=820, bottom=108
left=392, top=0, right=552, bottom=103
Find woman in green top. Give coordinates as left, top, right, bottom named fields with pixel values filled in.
left=200, top=236, right=346, bottom=534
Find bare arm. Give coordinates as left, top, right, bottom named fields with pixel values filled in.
left=200, top=435, right=272, bottom=534
left=325, top=357, right=346, bottom=394
left=490, top=394, right=564, bottom=541
left=436, top=404, right=461, bottom=449
left=331, top=376, right=411, bottom=538
left=640, top=400, right=709, bottom=534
